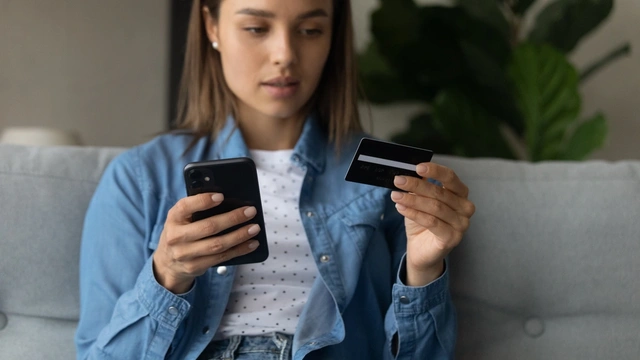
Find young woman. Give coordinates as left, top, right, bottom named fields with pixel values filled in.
left=74, top=0, right=475, bottom=359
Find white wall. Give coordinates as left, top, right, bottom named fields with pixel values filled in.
left=0, top=0, right=169, bottom=147
left=0, top=0, right=637, bottom=159
left=355, top=0, right=640, bottom=160
left=569, top=0, right=640, bottom=160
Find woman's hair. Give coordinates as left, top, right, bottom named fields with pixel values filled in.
left=174, top=0, right=362, bottom=147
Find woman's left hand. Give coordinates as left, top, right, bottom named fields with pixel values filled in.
left=391, top=162, right=476, bottom=286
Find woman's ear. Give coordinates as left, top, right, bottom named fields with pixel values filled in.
left=202, top=6, right=219, bottom=46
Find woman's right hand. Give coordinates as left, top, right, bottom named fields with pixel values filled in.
left=152, top=193, right=261, bottom=294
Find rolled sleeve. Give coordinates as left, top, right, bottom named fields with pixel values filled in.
left=135, top=255, right=193, bottom=330
left=392, top=254, right=449, bottom=314
left=384, top=255, right=456, bottom=359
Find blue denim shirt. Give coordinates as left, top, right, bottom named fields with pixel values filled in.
left=75, top=115, right=456, bottom=359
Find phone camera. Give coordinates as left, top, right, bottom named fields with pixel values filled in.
left=189, top=169, right=203, bottom=180
left=191, top=180, right=203, bottom=189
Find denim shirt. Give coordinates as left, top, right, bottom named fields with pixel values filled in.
left=75, top=115, right=456, bottom=360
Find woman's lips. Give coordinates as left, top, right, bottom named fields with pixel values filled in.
left=262, top=82, right=300, bottom=99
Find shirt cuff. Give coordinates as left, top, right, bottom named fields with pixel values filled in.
left=176, top=280, right=197, bottom=304
left=392, top=253, right=449, bottom=315
left=134, top=255, right=193, bottom=329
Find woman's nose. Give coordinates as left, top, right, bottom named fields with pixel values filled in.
left=270, top=31, right=297, bottom=67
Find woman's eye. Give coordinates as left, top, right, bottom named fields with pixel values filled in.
left=245, top=27, right=267, bottom=34
left=300, top=29, right=322, bottom=36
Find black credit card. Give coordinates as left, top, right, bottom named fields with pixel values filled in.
left=345, top=138, right=434, bottom=191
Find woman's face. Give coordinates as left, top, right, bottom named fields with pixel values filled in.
left=205, top=0, right=333, bottom=123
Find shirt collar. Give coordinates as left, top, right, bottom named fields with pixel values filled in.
left=292, top=113, right=326, bottom=174
left=211, top=114, right=327, bottom=174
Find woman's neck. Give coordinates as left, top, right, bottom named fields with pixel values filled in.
left=236, top=110, right=306, bottom=151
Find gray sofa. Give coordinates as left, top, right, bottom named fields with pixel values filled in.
left=1, top=144, right=639, bottom=359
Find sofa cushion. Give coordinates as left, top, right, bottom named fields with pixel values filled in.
left=0, top=144, right=124, bottom=359
left=437, top=155, right=640, bottom=359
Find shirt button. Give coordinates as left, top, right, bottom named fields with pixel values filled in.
left=216, top=266, right=227, bottom=275
left=309, top=341, right=317, bottom=346
left=524, top=317, right=545, bottom=338
left=168, top=306, right=179, bottom=316
left=306, top=211, right=315, bottom=218
left=399, top=296, right=410, bottom=304
left=202, top=326, right=210, bottom=335
left=320, top=255, right=330, bottom=263
left=380, top=213, right=385, bottom=220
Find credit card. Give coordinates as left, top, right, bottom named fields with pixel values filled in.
left=345, top=138, right=434, bottom=191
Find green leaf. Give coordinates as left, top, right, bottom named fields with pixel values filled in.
left=466, top=83, right=525, bottom=137
left=366, top=6, right=477, bottom=102
left=454, top=9, right=512, bottom=70
left=513, top=0, right=536, bottom=15
left=364, top=2, right=518, bottom=106
left=371, top=0, right=422, bottom=51
left=560, top=113, right=608, bottom=160
left=405, top=7, right=470, bottom=86
left=369, top=0, right=424, bottom=76
left=431, top=88, right=517, bottom=159
left=390, top=112, right=456, bottom=155
left=508, top=43, right=581, bottom=161
left=454, top=32, right=525, bottom=136
left=458, top=40, right=510, bottom=95
left=580, top=42, right=632, bottom=82
left=358, top=41, right=394, bottom=76
left=529, top=0, right=613, bottom=53
left=456, top=0, right=510, bottom=37
left=367, top=5, right=461, bottom=100
left=357, top=41, right=418, bottom=103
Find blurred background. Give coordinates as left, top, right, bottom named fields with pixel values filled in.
left=0, top=0, right=637, bottom=160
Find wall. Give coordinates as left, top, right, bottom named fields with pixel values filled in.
left=0, top=0, right=170, bottom=147
left=567, top=0, right=640, bottom=160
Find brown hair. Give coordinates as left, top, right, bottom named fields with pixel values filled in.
left=174, top=0, right=362, bottom=148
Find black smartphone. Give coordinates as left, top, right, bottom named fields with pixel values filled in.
left=183, top=157, right=269, bottom=266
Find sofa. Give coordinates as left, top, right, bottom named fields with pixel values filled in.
left=1, top=143, right=639, bottom=359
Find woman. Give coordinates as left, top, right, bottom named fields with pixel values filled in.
left=74, top=0, right=475, bottom=359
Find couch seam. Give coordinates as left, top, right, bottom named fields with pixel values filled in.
left=0, top=171, right=101, bottom=184
left=0, top=311, right=78, bottom=322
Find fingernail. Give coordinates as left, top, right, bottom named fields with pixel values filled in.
left=416, top=164, right=428, bottom=174
left=211, top=193, right=224, bottom=202
left=391, top=191, right=404, bottom=201
left=394, top=176, right=407, bottom=186
left=248, top=241, right=259, bottom=249
left=248, top=224, right=261, bottom=235
left=395, top=203, right=407, bottom=211
left=244, top=207, right=257, bottom=218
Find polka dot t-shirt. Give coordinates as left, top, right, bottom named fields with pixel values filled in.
left=214, top=149, right=318, bottom=339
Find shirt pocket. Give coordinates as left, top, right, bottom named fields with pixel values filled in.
left=338, top=208, right=385, bottom=259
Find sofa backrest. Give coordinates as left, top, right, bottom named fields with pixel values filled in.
left=1, top=144, right=639, bottom=359
left=0, top=144, right=124, bottom=359
left=438, top=155, right=640, bottom=359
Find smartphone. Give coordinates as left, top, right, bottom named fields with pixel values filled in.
left=183, top=157, right=269, bottom=266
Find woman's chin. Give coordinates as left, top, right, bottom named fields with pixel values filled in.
left=258, top=105, right=307, bottom=121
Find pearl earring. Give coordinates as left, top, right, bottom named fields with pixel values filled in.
left=212, top=41, right=219, bottom=50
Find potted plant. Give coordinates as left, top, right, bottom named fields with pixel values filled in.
left=359, top=0, right=631, bottom=161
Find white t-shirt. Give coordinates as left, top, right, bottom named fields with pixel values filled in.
left=214, top=149, right=318, bottom=339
